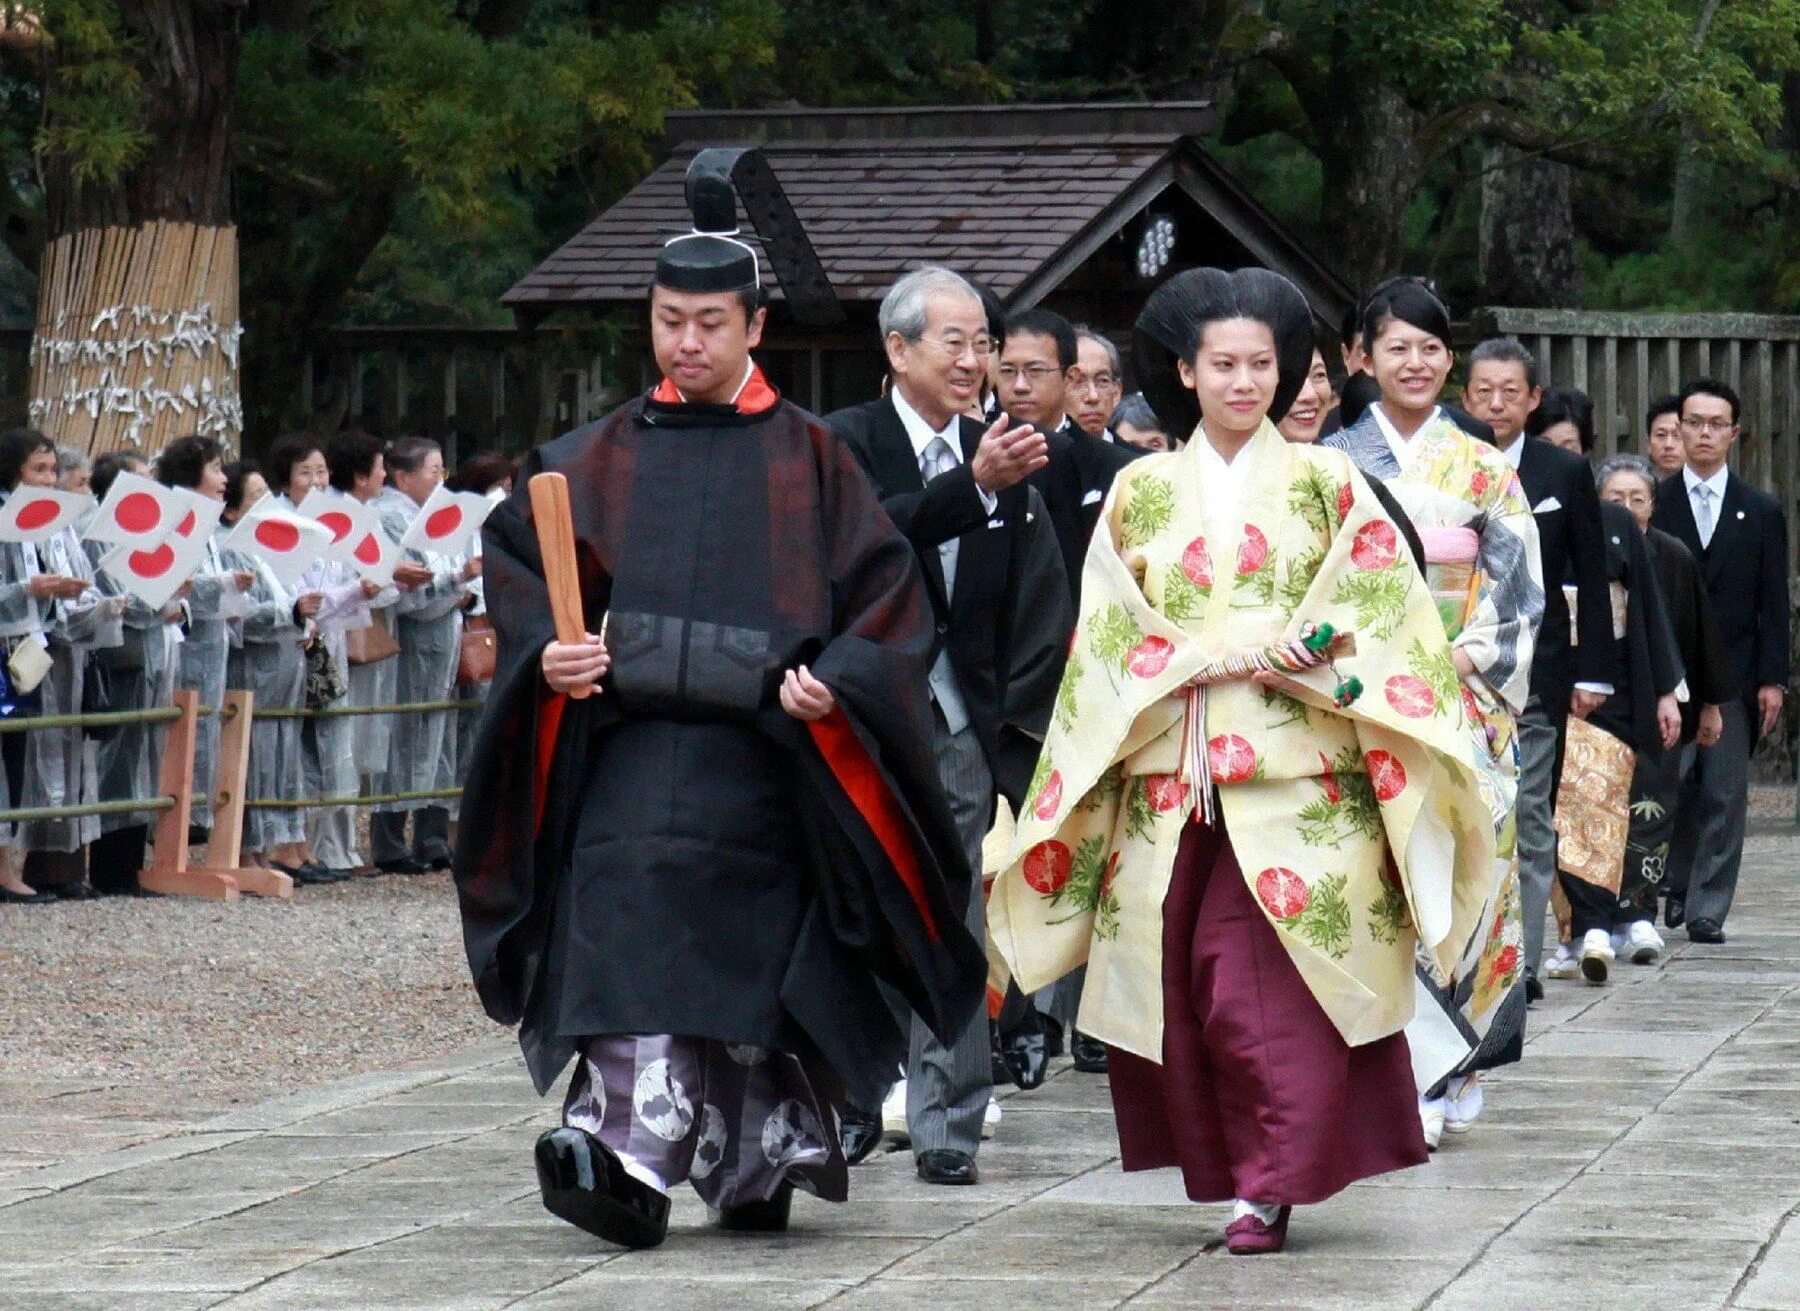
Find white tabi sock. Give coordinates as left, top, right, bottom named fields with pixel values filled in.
left=1232, top=1198, right=1281, bottom=1225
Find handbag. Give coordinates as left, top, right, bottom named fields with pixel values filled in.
left=457, top=614, right=496, bottom=687
left=345, top=610, right=401, bottom=666
left=304, top=640, right=347, bottom=710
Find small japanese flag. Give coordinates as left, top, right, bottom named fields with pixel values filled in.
left=165, top=485, right=226, bottom=550
left=219, top=495, right=332, bottom=590
left=0, top=487, right=92, bottom=544
left=98, top=500, right=217, bottom=611
left=398, top=484, right=495, bottom=558
left=84, top=471, right=189, bottom=549
left=295, top=488, right=398, bottom=587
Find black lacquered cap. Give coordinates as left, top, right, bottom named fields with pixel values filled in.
left=654, top=151, right=759, bottom=294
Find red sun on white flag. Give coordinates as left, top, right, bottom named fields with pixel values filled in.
left=0, top=487, right=92, bottom=544
left=398, top=484, right=494, bottom=558
left=84, top=471, right=187, bottom=549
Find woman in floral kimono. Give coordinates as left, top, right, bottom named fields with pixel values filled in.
left=988, top=269, right=1494, bottom=1254
left=1322, top=281, right=1543, bottom=1148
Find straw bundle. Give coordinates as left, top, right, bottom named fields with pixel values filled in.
left=27, top=220, right=243, bottom=457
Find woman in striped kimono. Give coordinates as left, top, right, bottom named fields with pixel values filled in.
left=1323, top=281, right=1543, bottom=1147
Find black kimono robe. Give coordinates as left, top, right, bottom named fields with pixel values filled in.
left=452, top=372, right=987, bottom=1105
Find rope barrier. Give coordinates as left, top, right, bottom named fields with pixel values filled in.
left=253, top=699, right=481, bottom=721
left=244, top=787, right=462, bottom=810
left=0, top=796, right=176, bottom=824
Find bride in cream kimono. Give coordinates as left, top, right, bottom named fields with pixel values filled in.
left=988, top=268, right=1495, bottom=1255
left=1323, top=280, right=1543, bottom=1146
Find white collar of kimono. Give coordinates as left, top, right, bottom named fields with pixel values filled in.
left=1369, top=401, right=1443, bottom=471
left=1184, top=419, right=1267, bottom=527
left=671, top=358, right=755, bottom=407
left=891, top=385, right=962, bottom=465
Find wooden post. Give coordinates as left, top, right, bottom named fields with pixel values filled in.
left=138, top=690, right=238, bottom=900
left=190, top=690, right=292, bottom=899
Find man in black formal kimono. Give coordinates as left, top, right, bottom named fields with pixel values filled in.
left=1462, top=337, right=1614, bottom=996
left=827, top=266, right=1068, bottom=1185
left=1651, top=378, right=1790, bottom=943
left=453, top=154, right=985, bottom=1248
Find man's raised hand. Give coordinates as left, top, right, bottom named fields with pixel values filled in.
left=970, top=416, right=1049, bottom=494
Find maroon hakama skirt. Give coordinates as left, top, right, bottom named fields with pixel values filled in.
left=1107, top=820, right=1427, bottom=1205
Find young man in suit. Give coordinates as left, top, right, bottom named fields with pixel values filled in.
left=827, top=267, right=1069, bottom=1185
left=1652, top=378, right=1790, bottom=944
left=1462, top=337, right=1615, bottom=995
left=1005, top=309, right=1143, bottom=608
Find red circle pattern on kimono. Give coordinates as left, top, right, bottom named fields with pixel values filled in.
left=1181, top=536, right=1213, bottom=588
left=1235, top=525, right=1268, bottom=575
left=115, top=492, right=164, bottom=535
left=1336, top=479, right=1355, bottom=521
left=1127, top=636, right=1173, bottom=678
left=1255, top=866, right=1311, bottom=919
left=1317, top=751, right=1341, bottom=803
left=1365, top=749, right=1407, bottom=801
left=15, top=499, right=59, bottom=531
left=1350, top=521, right=1399, bottom=570
left=255, top=520, right=301, bottom=553
left=1032, top=771, right=1063, bottom=821
left=1022, top=840, right=1072, bottom=895
left=1144, top=774, right=1190, bottom=813
left=1207, top=734, right=1258, bottom=784
left=129, top=543, right=175, bottom=578
left=1384, top=674, right=1437, bottom=719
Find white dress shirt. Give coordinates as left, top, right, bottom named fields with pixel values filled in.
left=1682, top=464, right=1730, bottom=549
left=892, top=387, right=997, bottom=514
left=1498, top=433, right=1527, bottom=469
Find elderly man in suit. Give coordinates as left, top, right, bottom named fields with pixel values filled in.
left=1462, top=336, right=1614, bottom=996
left=1652, top=378, right=1790, bottom=944
left=827, top=266, right=1069, bottom=1186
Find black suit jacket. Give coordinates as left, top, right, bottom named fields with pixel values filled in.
left=1515, top=437, right=1613, bottom=709
left=1651, top=470, right=1789, bottom=727
left=1644, top=525, right=1739, bottom=741
left=1028, top=418, right=1144, bottom=604
left=827, top=394, right=1066, bottom=801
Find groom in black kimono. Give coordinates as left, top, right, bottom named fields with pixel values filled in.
left=454, top=152, right=985, bottom=1249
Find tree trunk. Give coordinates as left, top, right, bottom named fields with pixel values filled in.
left=1479, top=144, right=1580, bottom=307
left=28, top=1, right=242, bottom=456
left=1313, top=79, right=1426, bottom=295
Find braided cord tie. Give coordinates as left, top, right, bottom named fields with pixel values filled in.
left=1179, top=622, right=1362, bottom=826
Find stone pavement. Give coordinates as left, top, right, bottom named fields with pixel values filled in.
left=4, top=825, right=1800, bottom=1311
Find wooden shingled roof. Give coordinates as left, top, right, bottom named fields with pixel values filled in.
left=503, top=103, right=1351, bottom=324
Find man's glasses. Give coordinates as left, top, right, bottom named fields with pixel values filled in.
left=1679, top=417, right=1736, bottom=435
left=917, top=335, right=996, bottom=358
left=997, top=364, right=1064, bottom=385
left=1067, top=371, right=1119, bottom=394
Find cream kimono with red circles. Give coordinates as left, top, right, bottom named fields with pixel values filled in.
left=988, top=421, right=1496, bottom=1060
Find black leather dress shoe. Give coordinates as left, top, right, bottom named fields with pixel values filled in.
left=1524, top=971, right=1544, bottom=1004
left=0, top=886, right=54, bottom=905
left=1000, top=1030, right=1050, bottom=1091
left=51, top=883, right=100, bottom=901
left=535, top=1128, right=669, bottom=1248
left=1688, top=918, right=1725, bottom=944
left=916, top=1148, right=978, bottom=1186
left=1665, top=895, right=1685, bottom=929
left=712, top=1182, right=793, bottom=1232
left=840, top=1106, right=884, bottom=1166
left=377, top=856, right=432, bottom=876
left=1070, top=1031, right=1109, bottom=1074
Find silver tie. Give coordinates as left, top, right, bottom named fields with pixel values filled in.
left=1693, top=483, right=1715, bottom=548
left=920, top=435, right=970, bottom=735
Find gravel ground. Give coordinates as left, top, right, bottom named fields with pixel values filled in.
left=0, top=868, right=492, bottom=1179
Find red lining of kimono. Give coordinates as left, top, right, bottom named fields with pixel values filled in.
left=807, top=707, right=940, bottom=941
left=532, top=692, right=567, bottom=833
left=649, top=366, right=779, bottom=414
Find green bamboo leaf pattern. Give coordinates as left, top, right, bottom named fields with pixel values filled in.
left=1408, top=636, right=1461, bottom=716
left=1259, top=685, right=1311, bottom=728
left=1089, top=603, right=1144, bottom=671
left=1330, top=567, right=1411, bottom=640
left=1281, top=871, right=1352, bottom=959
left=1049, top=834, right=1121, bottom=938
left=1162, top=562, right=1207, bottom=621
left=1074, top=761, right=1126, bottom=814
left=1368, top=879, right=1411, bottom=946
left=1295, top=746, right=1381, bottom=849
left=1287, top=463, right=1337, bottom=535
left=1120, top=475, right=1175, bottom=548
left=1055, top=650, right=1085, bottom=733
left=1277, top=546, right=1324, bottom=611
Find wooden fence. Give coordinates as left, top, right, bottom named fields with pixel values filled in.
left=1465, top=308, right=1800, bottom=565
